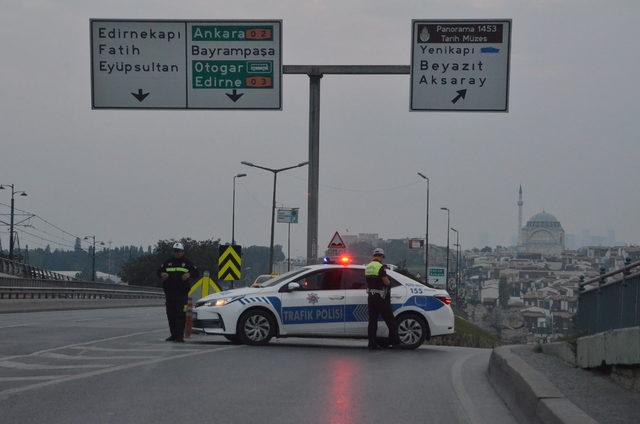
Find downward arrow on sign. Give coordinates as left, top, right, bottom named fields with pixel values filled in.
left=225, top=89, right=244, bottom=102
left=131, top=89, right=150, bottom=102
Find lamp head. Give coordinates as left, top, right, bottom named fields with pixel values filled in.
left=417, top=172, right=427, bottom=180
left=240, top=161, right=254, bottom=167
left=19, top=192, right=27, bottom=197
left=236, top=173, right=247, bottom=178
left=297, top=161, right=309, bottom=167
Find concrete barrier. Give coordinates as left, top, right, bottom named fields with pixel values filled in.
left=488, top=345, right=597, bottom=424
left=0, top=298, right=165, bottom=314
left=577, top=326, right=640, bottom=368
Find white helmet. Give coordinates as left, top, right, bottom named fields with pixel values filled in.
left=172, top=242, right=184, bottom=251
left=373, top=248, right=385, bottom=257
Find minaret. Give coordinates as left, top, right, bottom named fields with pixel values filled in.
left=517, top=185, right=523, bottom=246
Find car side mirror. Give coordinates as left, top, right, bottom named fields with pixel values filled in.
left=286, top=282, right=301, bottom=292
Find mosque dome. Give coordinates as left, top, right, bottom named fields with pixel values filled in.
left=525, top=211, right=562, bottom=229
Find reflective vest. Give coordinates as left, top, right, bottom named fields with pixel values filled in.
left=365, top=260, right=386, bottom=295
left=365, top=261, right=383, bottom=277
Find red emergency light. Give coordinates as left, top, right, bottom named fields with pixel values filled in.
left=339, top=255, right=351, bottom=265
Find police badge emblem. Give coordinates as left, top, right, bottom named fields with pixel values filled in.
left=306, top=293, right=319, bottom=304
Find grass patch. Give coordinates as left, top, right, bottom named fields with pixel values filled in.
left=428, top=316, right=501, bottom=348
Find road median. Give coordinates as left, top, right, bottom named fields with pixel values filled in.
left=488, top=345, right=597, bottom=424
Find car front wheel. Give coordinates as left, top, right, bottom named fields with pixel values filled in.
left=397, top=314, right=428, bottom=349
left=238, top=310, right=275, bottom=346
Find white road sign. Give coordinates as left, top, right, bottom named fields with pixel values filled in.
left=277, top=208, right=299, bottom=224
left=91, top=19, right=282, bottom=110
left=410, top=20, right=511, bottom=112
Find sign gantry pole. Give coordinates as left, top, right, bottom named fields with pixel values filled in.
left=283, top=66, right=410, bottom=266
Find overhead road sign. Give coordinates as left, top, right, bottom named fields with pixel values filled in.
left=410, top=19, right=511, bottom=112
left=90, top=19, right=282, bottom=110
left=218, top=244, right=242, bottom=281
left=277, top=208, right=299, bottom=224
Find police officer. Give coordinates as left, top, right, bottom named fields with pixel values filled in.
left=158, top=242, right=197, bottom=342
left=365, top=248, right=400, bottom=350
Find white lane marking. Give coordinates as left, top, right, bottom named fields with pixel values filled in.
left=451, top=351, right=486, bottom=424
left=0, top=345, right=242, bottom=399
left=39, top=352, right=157, bottom=361
left=0, top=360, right=111, bottom=370
left=69, top=346, right=202, bottom=353
left=0, top=328, right=165, bottom=362
left=0, top=376, right=70, bottom=382
left=0, top=324, right=29, bottom=329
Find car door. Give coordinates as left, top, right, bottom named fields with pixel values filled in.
left=343, top=268, right=369, bottom=335
left=279, top=268, right=346, bottom=336
left=343, top=268, right=407, bottom=336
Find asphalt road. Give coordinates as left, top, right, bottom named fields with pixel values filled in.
left=0, top=307, right=516, bottom=424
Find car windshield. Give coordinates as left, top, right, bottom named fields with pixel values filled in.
left=259, top=268, right=309, bottom=287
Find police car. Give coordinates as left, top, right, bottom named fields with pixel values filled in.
left=192, top=259, right=454, bottom=349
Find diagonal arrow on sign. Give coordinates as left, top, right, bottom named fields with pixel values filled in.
left=451, top=89, right=467, bottom=104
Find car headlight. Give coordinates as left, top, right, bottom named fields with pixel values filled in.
left=200, top=295, right=244, bottom=307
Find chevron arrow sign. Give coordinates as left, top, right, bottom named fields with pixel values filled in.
left=218, top=245, right=242, bottom=281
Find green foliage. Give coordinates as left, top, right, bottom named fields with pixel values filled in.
left=119, top=238, right=284, bottom=288
left=20, top=244, right=145, bottom=279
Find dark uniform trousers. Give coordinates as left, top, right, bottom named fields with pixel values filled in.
left=166, top=295, right=187, bottom=339
left=367, top=293, right=399, bottom=346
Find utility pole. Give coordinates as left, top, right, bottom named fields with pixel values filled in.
left=241, top=161, right=308, bottom=274
left=282, top=65, right=409, bottom=266
left=441, top=207, right=450, bottom=292
left=231, top=173, right=247, bottom=245
left=417, top=173, right=430, bottom=284
left=0, top=184, right=27, bottom=260
left=84, top=235, right=104, bottom=282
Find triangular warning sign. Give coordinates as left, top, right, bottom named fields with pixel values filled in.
left=327, top=231, right=346, bottom=249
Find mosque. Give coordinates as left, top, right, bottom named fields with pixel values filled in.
left=517, top=186, right=565, bottom=256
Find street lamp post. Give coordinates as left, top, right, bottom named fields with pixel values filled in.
left=417, top=173, right=429, bottom=284
left=83, top=236, right=104, bottom=282
left=451, top=227, right=459, bottom=301
left=0, top=184, right=27, bottom=260
left=231, top=173, right=247, bottom=245
left=441, top=207, right=450, bottom=292
left=241, top=160, right=309, bottom=274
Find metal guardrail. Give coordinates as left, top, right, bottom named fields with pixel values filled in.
left=576, top=260, right=640, bottom=336
left=0, top=286, right=164, bottom=300
left=0, top=276, right=163, bottom=293
left=0, top=257, right=73, bottom=281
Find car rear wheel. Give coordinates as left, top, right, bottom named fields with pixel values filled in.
left=238, top=310, right=275, bottom=346
left=397, top=314, right=428, bottom=349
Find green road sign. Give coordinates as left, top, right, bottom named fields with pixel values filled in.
left=91, top=19, right=282, bottom=109
left=428, top=267, right=445, bottom=277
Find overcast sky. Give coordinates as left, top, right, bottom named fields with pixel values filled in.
left=1, top=0, right=638, bottom=256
